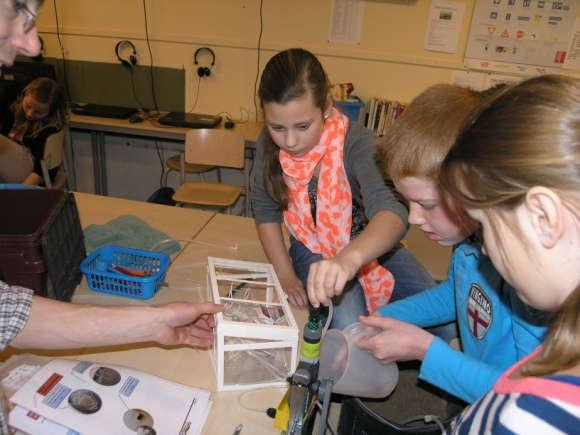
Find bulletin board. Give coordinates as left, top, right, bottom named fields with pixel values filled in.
left=464, top=0, right=578, bottom=75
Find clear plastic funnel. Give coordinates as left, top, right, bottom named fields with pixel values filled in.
left=318, top=322, right=399, bottom=398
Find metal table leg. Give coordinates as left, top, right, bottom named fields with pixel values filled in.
left=91, top=131, right=108, bottom=195
left=244, top=147, right=254, bottom=217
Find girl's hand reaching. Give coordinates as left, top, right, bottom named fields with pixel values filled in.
left=307, top=256, right=358, bottom=307
left=357, top=315, right=434, bottom=362
left=279, top=271, right=309, bottom=308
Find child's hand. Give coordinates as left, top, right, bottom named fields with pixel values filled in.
left=357, top=315, right=435, bottom=362
left=279, top=272, right=309, bottom=308
left=307, top=257, right=357, bottom=307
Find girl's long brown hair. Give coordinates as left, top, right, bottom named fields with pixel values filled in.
left=12, top=77, right=67, bottom=138
left=441, top=74, right=580, bottom=376
left=258, top=48, right=329, bottom=209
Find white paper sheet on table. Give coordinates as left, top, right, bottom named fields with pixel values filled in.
left=9, top=359, right=211, bottom=435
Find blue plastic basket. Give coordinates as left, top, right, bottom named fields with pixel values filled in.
left=81, top=245, right=170, bottom=299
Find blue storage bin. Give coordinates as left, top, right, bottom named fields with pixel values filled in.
left=335, top=97, right=364, bottom=123
left=81, top=245, right=170, bottom=299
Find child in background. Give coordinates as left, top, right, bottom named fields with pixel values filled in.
left=342, top=84, right=546, bottom=404
left=251, top=48, right=442, bottom=331
left=0, top=77, right=67, bottom=185
left=441, top=74, right=579, bottom=433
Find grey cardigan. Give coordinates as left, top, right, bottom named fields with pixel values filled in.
left=251, top=124, right=408, bottom=228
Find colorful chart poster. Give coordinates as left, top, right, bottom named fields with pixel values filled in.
left=464, top=0, right=578, bottom=74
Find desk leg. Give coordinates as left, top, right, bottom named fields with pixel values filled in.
left=91, top=131, right=108, bottom=196
left=64, top=128, right=77, bottom=190
left=244, top=147, right=254, bottom=218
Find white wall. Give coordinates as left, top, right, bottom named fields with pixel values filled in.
left=38, top=0, right=478, bottom=119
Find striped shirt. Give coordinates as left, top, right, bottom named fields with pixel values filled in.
left=451, top=349, right=580, bottom=434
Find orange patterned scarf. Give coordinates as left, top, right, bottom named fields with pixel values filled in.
left=280, top=108, right=394, bottom=312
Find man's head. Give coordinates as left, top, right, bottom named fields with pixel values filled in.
left=0, top=0, right=43, bottom=67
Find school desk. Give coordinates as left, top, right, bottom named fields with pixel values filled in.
left=0, top=192, right=303, bottom=435
left=68, top=114, right=264, bottom=216
left=0, top=193, right=449, bottom=434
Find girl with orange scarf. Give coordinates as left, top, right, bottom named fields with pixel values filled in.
left=251, top=48, right=453, bottom=333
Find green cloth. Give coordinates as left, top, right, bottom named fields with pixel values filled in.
left=84, top=214, right=181, bottom=255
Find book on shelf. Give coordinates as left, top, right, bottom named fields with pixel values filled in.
left=363, top=97, right=406, bottom=137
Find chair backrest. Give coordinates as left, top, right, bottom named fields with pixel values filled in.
left=43, top=125, right=68, bottom=170
left=41, top=125, right=68, bottom=189
left=184, top=129, right=245, bottom=169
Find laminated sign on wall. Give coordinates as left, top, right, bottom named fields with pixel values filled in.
left=465, top=0, right=578, bottom=75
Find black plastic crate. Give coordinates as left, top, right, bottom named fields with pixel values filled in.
left=0, top=189, right=86, bottom=300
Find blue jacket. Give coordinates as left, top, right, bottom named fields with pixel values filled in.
left=378, top=242, right=547, bottom=403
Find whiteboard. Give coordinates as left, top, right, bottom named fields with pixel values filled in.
left=464, top=0, right=578, bottom=75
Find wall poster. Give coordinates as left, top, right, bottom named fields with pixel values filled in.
left=464, top=0, right=578, bottom=75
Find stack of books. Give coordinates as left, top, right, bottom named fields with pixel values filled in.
left=363, top=98, right=406, bottom=137
left=7, top=359, right=212, bottom=435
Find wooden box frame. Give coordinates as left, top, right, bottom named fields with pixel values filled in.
left=207, top=257, right=299, bottom=391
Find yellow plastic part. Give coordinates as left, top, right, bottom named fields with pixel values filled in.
left=274, top=390, right=290, bottom=432
left=300, top=340, right=321, bottom=361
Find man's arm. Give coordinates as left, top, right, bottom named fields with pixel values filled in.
left=11, top=296, right=223, bottom=349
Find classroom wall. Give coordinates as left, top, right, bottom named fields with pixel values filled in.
left=37, top=0, right=478, bottom=118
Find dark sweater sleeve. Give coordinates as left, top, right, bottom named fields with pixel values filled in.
left=344, top=125, right=409, bottom=224
left=0, top=107, right=14, bottom=136
left=251, top=129, right=284, bottom=224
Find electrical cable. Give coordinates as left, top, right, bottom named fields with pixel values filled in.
left=400, top=414, right=445, bottom=434
left=153, top=139, right=165, bottom=187
left=149, top=237, right=239, bottom=258
left=315, top=401, right=337, bottom=435
left=252, top=0, right=264, bottom=122
left=321, top=300, right=333, bottom=337
left=238, top=388, right=285, bottom=414
left=165, top=211, right=218, bottom=264
left=215, top=111, right=234, bottom=122
left=129, top=67, right=146, bottom=111
left=188, top=73, right=201, bottom=113
left=52, top=0, right=71, bottom=102
left=239, top=106, right=250, bottom=123
left=141, top=0, right=159, bottom=113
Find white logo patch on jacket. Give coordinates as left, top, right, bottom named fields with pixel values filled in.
left=467, top=284, right=492, bottom=339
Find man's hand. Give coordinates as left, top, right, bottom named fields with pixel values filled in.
left=307, top=257, right=358, bottom=308
left=155, top=302, right=223, bottom=347
left=357, top=315, right=434, bottom=363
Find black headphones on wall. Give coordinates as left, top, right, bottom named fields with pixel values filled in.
left=194, top=47, right=215, bottom=77
left=115, top=40, right=138, bottom=68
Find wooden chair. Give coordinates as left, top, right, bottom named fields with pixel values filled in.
left=162, top=153, right=216, bottom=186
left=40, top=125, right=68, bottom=189
left=172, top=129, right=245, bottom=213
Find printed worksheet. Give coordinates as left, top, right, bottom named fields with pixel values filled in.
left=10, top=359, right=211, bottom=435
